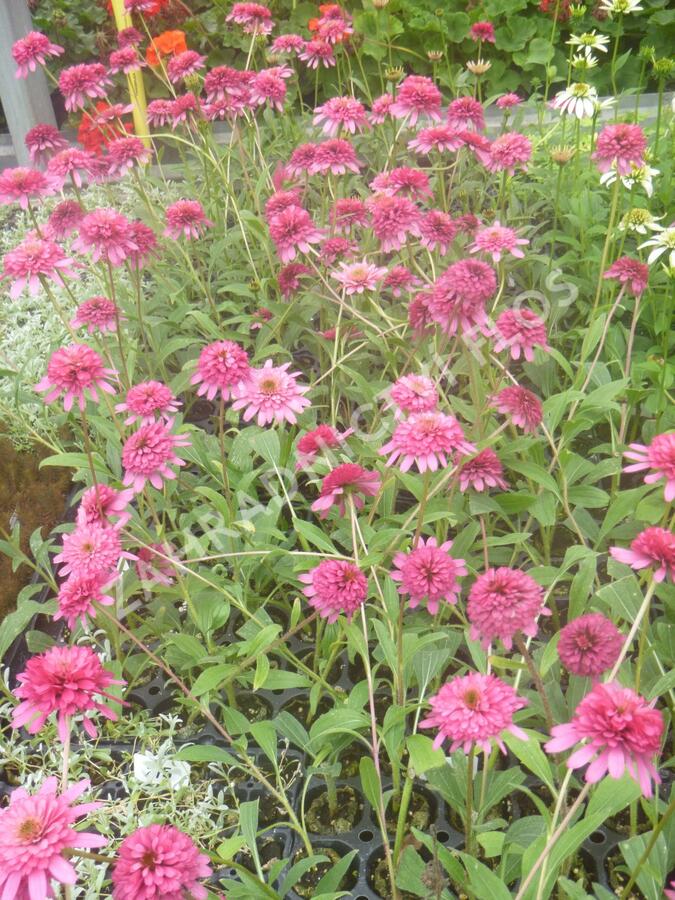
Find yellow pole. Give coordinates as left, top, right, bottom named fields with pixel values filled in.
left=110, top=0, right=151, bottom=147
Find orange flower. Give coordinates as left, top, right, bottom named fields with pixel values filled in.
left=145, top=30, right=187, bottom=66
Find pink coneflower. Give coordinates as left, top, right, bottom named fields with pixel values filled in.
left=470, top=20, right=496, bottom=42
left=558, top=613, right=623, bottom=678
left=204, top=95, right=248, bottom=121
left=226, top=2, right=274, bottom=34
left=493, top=308, right=549, bottom=361
left=249, top=66, right=292, bottom=112
left=127, top=221, right=158, bottom=269
left=484, top=132, right=532, bottom=175
left=467, top=566, right=548, bottom=650
left=0, top=166, right=59, bottom=210
left=298, top=39, right=336, bottom=69
left=593, top=123, right=646, bottom=175
left=118, top=26, right=144, bottom=48
left=71, top=296, right=119, bottom=334
left=45, top=200, right=84, bottom=240
left=24, top=123, right=69, bottom=166
left=427, top=258, right=497, bottom=335
left=373, top=166, right=432, bottom=200
left=389, top=374, right=438, bottom=416
left=321, top=236, right=356, bottom=265
left=55, top=572, right=116, bottom=629
left=459, top=130, right=492, bottom=165
left=491, top=385, right=543, bottom=432
left=35, top=344, right=116, bottom=412
left=136, top=542, right=177, bottom=585
left=300, top=559, right=368, bottom=623
left=76, top=484, right=134, bottom=529
left=447, top=96, right=485, bottom=132
left=369, top=194, right=422, bottom=252
left=545, top=682, right=664, bottom=797
left=408, top=125, right=464, bottom=155
left=268, top=205, right=323, bottom=263
left=164, top=199, right=213, bottom=240
left=420, top=210, right=459, bottom=255
left=470, top=221, right=529, bottom=263
left=2, top=235, right=76, bottom=299
left=59, top=63, right=111, bottom=112
left=170, top=92, right=202, bottom=128
left=420, top=673, right=528, bottom=753
left=109, top=45, right=145, bottom=74
left=47, top=147, right=96, bottom=188
left=312, top=4, right=353, bottom=43
left=278, top=262, right=312, bottom=298
left=458, top=448, right=508, bottom=492
left=391, top=537, right=467, bottom=614
left=265, top=189, right=303, bottom=222
left=311, top=463, right=381, bottom=517
left=295, top=423, right=351, bottom=468
left=287, top=143, right=319, bottom=177
left=73, top=208, right=137, bottom=266
left=369, top=93, right=394, bottom=124
left=380, top=411, right=475, bottom=473
left=310, top=138, right=362, bottom=175
left=497, top=93, right=522, bottom=109
left=204, top=66, right=252, bottom=103
left=167, top=50, right=206, bottom=84
left=147, top=99, right=174, bottom=127
left=122, top=422, right=190, bottom=492
left=12, top=645, right=124, bottom=741
left=116, top=381, right=181, bottom=425
left=314, top=96, right=368, bottom=136
left=610, top=527, right=675, bottom=582
left=54, top=522, right=128, bottom=578
left=409, top=290, right=435, bottom=338
left=390, top=75, right=442, bottom=125
left=603, top=256, right=649, bottom=297
left=271, top=33, right=306, bottom=54
left=332, top=259, right=388, bottom=294
left=232, top=359, right=311, bottom=426
left=12, top=31, right=63, bottom=78
left=383, top=265, right=420, bottom=297
left=624, top=433, right=675, bottom=502
left=330, top=197, right=370, bottom=232
left=190, top=340, right=250, bottom=401
left=112, top=824, right=212, bottom=900
left=106, top=136, right=151, bottom=176
left=0, top=777, right=106, bottom=900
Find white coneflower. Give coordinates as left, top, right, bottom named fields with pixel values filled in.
left=567, top=30, right=610, bottom=52
left=600, top=161, right=660, bottom=197
left=466, top=58, right=492, bottom=75
left=599, top=0, right=643, bottom=14
left=572, top=51, right=599, bottom=70
left=550, top=82, right=599, bottom=118
left=639, top=225, right=675, bottom=268
left=619, top=208, right=663, bottom=234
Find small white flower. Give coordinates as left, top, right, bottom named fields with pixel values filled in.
left=133, top=743, right=191, bottom=790
left=598, top=0, right=643, bottom=14
left=572, top=51, right=599, bottom=69
left=639, top=225, right=675, bottom=268
left=619, top=208, right=664, bottom=234
left=550, top=82, right=599, bottom=118
left=567, top=31, right=610, bottom=52
left=599, top=161, right=660, bottom=197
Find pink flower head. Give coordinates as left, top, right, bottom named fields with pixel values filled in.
left=447, top=96, right=485, bottom=132
left=287, top=143, right=319, bottom=177
left=2, top=235, right=76, bottom=299
left=459, top=130, right=492, bottom=165
left=147, top=99, right=174, bottom=127
left=268, top=205, right=323, bottom=263
left=368, top=194, right=422, bottom=252
left=118, top=28, right=143, bottom=47
left=332, top=259, right=388, bottom=294
left=54, top=522, right=128, bottom=579
left=0, top=777, right=106, bottom=900
left=226, top=2, right=274, bottom=34
left=55, top=571, right=117, bottom=629
left=330, top=197, right=370, bottom=233
left=73, top=208, right=137, bottom=266
left=167, top=50, right=206, bottom=84
left=45, top=200, right=84, bottom=240
left=249, top=66, right=293, bottom=112
left=203, top=66, right=252, bottom=103
left=409, top=291, right=434, bottom=338
left=493, top=307, right=549, bottom=361
left=468, top=567, right=548, bottom=650
left=136, top=542, right=177, bottom=586
left=420, top=209, right=459, bottom=256
left=558, top=613, right=623, bottom=678
left=369, top=93, right=394, bottom=124
left=59, top=63, right=111, bottom=112
left=389, top=374, right=438, bottom=416
left=665, top=882, right=675, bottom=900
left=204, top=95, right=248, bottom=121
left=458, top=448, right=508, bottom=493
left=391, top=536, right=467, bottom=614
left=311, top=462, right=381, bottom=517
left=12, top=645, right=124, bottom=741
left=470, top=20, right=496, bottom=42
left=383, top=265, right=420, bottom=297
left=624, top=432, right=675, bottom=502
left=122, top=422, right=190, bottom=493
left=313, top=96, right=368, bottom=136
left=420, top=673, right=528, bottom=753
left=380, top=411, right=475, bottom=473
left=491, top=385, right=543, bottom=433
left=300, top=559, right=367, bottom=623
left=127, top=221, right=158, bottom=269
left=484, top=132, right=532, bottom=175
left=112, top=824, right=212, bottom=900
left=271, top=33, right=306, bottom=54
left=47, top=148, right=96, bottom=189
left=76, top=484, right=134, bottom=529
left=0, top=166, right=59, bottom=209
left=71, top=296, right=119, bottom=334
left=390, top=75, right=442, bottom=126
left=116, top=380, right=181, bottom=425
left=106, top=137, right=151, bottom=177
left=298, top=39, right=336, bottom=69
left=427, top=258, right=497, bottom=335
left=295, top=423, right=351, bottom=469
left=610, top=527, right=675, bottom=583
left=408, top=125, right=464, bottom=155
left=191, top=340, right=250, bottom=402
left=109, top=45, right=145, bottom=74
left=278, top=262, right=311, bottom=298
left=593, top=123, right=647, bottom=176
left=12, top=31, right=63, bottom=78
left=310, top=139, right=362, bottom=176
left=24, top=124, right=69, bottom=166
left=265, top=189, right=303, bottom=222
left=603, top=256, right=649, bottom=297
left=232, top=359, right=311, bottom=426
left=35, top=344, right=116, bottom=412
left=545, top=682, right=664, bottom=797
left=313, top=4, right=353, bottom=43
left=170, top=92, right=202, bottom=128
left=164, top=199, right=213, bottom=240
left=470, top=221, right=529, bottom=263
left=497, top=93, right=522, bottom=110
left=374, top=167, right=432, bottom=200
left=321, top=236, right=356, bottom=265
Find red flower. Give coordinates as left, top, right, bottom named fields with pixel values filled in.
left=146, top=30, right=188, bottom=67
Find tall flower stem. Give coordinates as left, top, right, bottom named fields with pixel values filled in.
left=465, top=745, right=475, bottom=855
left=591, top=176, right=621, bottom=319
left=514, top=634, right=554, bottom=733
left=653, top=76, right=665, bottom=156
left=619, top=793, right=675, bottom=899
left=608, top=578, right=657, bottom=681
left=610, top=14, right=623, bottom=113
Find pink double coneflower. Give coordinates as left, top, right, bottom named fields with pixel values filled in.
left=592, top=123, right=646, bottom=176
left=469, top=20, right=496, bottom=43
left=12, top=31, right=63, bottom=78
left=167, top=50, right=207, bottom=84
left=55, top=571, right=117, bottom=629
left=330, top=197, right=370, bottom=232
left=557, top=613, right=623, bottom=678
left=122, top=421, right=191, bottom=492
left=191, top=340, right=250, bottom=401
left=470, top=221, right=529, bottom=262
left=47, top=148, right=96, bottom=188
left=265, top=189, right=303, bottom=221
left=369, top=194, right=422, bottom=253
left=164, top=199, right=214, bottom=240
left=460, top=130, right=492, bottom=166
left=491, top=385, right=543, bottom=432
left=321, top=236, right=356, bottom=265
left=135, top=542, right=177, bottom=585
left=310, top=139, right=362, bottom=175
left=623, top=432, right=675, bottom=501
left=603, top=256, right=649, bottom=297
left=300, top=559, right=368, bottom=623
left=313, top=96, right=368, bottom=136
left=268, top=205, right=323, bottom=263
left=383, top=265, right=420, bottom=297
left=369, top=93, right=394, bottom=124
left=73, top=208, right=138, bottom=266
left=2, top=235, right=76, bottom=298
left=391, top=537, right=467, bottom=614
left=71, top=296, right=120, bottom=334
left=249, top=66, right=293, bottom=112
left=409, top=291, right=434, bottom=338
left=447, top=96, right=485, bottom=132
left=497, top=93, right=522, bottom=110
left=458, top=448, right=508, bottom=493
left=467, top=566, right=549, bottom=650
left=35, top=344, right=117, bottom=412
left=24, top=123, right=69, bottom=166
left=389, top=374, right=438, bottom=416
left=484, top=132, right=532, bottom=175
left=271, top=34, right=306, bottom=55
left=380, top=411, right=475, bottom=473
left=295, top=424, right=352, bottom=469
left=372, top=167, right=432, bottom=200
left=116, top=381, right=181, bottom=425
left=204, top=66, right=252, bottom=103
left=287, top=142, right=319, bottom=177
left=298, top=40, right=336, bottom=69
left=232, top=359, right=310, bottom=426
left=128, top=221, right=158, bottom=269
left=492, top=307, right=549, bottom=361
left=427, top=258, right=497, bottom=335
left=278, top=262, right=312, bottom=298
left=420, top=210, right=459, bottom=255
left=106, top=136, right=152, bottom=177
left=0, top=166, right=59, bottom=210
left=76, top=484, right=134, bottom=529
left=332, top=259, right=388, bottom=294
left=226, top=2, right=274, bottom=34
left=109, top=45, right=145, bottom=74
left=390, top=75, right=442, bottom=125
left=46, top=200, right=84, bottom=240
left=408, top=125, right=464, bottom=155
left=147, top=99, right=175, bottom=127
left=59, top=63, right=112, bottom=112
left=610, top=527, right=675, bottom=582
left=170, top=92, right=202, bottom=128
left=55, top=522, right=129, bottom=578
left=311, top=463, right=381, bottom=517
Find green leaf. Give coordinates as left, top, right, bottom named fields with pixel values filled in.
left=503, top=732, right=556, bottom=795
left=294, top=520, right=337, bottom=554
left=274, top=710, right=310, bottom=750
left=250, top=722, right=277, bottom=768
left=406, top=734, right=447, bottom=776
left=314, top=849, right=359, bottom=895
left=458, top=852, right=512, bottom=900
left=175, top=745, right=239, bottom=765
left=0, top=599, right=55, bottom=662
left=359, top=756, right=381, bottom=810
left=253, top=654, right=270, bottom=690
left=191, top=664, right=234, bottom=696
left=309, top=708, right=370, bottom=749
left=620, top=832, right=668, bottom=900
left=239, top=799, right=262, bottom=878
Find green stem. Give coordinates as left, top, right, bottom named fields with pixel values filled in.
left=590, top=175, right=621, bottom=319
left=619, top=794, right=675, bottom=899
left=465, top=746, right=475, bottom=855
left=393, top=773, right=414, bottom=864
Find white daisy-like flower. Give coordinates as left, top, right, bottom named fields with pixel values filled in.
left=600, top=161, right=660, bottom=197
left=572, top=51, right=599, bottom=69
left=619, top=208, right=664, bottom=234
left=550, top=82, right=599, bottom=118
left=639, top=225, right=675, bottom=268
left=599, top=0, right=643, bottom=14
left=567, top=31, right=611, bottom=52
left=133, top=744, right=192, bottom=791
